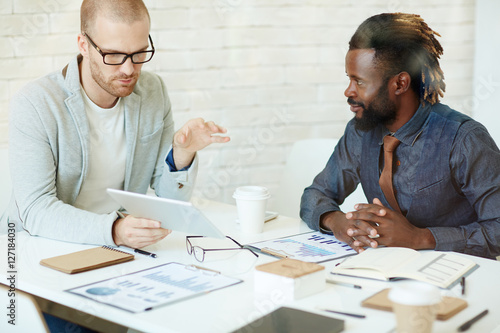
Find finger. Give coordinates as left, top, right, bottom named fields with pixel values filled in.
left=347, top=223, right=378, bottom=239
left=345, top=214, right=379, bottom=237
left=352, top=235, right=378, bottom=248
left=373, top=198, right=384, bottom=206
left=346, top=238, right=365, bottom=253
left=128, top=217, right=162, bottom=229
left=210, top=135, right=231, bottom=144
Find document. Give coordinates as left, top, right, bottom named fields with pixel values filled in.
left=331, top=247, right=478, bottom=289
left=67, top=262, right=242, bottom=312
left=247, top=231, right=356, bottom=263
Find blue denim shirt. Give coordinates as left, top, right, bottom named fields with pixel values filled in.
left=300, top=103, right=500, bottom=258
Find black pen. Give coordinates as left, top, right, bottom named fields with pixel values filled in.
left=134, top=248, right=157, bottom=258
left=318, top=308, right=366, bottom=319
left=458, top=309, right=488, bottom=332
left=461, top=276, right=466, bottom=295
left=326, top=279, right=362, bottom=289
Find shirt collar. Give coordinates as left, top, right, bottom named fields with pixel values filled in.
left=376, top=103, right=431, bottom=147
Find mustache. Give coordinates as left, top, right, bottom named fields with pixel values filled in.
left=113, top=74, right=138, bottom=80
left=347, top=98, right=365, bottom=108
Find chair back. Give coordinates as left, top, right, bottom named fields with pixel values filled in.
left=0, top=284, right=49, bottom=332
left=272, top=138, right=366, bottom=219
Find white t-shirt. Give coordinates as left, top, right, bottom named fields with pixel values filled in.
left=74, top=88, right=126, bottom=214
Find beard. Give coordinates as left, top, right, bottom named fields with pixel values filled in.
left=351, top=84, right=397, bottom=132
left=89, top=56, right=139, bottom=98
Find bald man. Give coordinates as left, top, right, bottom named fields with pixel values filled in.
left=7, top=0, right=230, bottom=248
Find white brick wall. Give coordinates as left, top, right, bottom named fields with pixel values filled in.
left=0, top=0, right=476, bottom=208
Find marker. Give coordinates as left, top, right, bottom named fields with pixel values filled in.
left=134, top=248, right=157, bottom=258
left=318, top=308, right=366, bottom=319
left=460, top=276, right=466, bottom=295
left=458, top=309, right=488, bottom=332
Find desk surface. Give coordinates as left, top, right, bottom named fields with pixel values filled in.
left=1, top=199, right=500, bottom=333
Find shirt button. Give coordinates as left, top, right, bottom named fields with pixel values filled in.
left=178, top=183, right=184, bottom=189
left=396, top=160, right=401, bottom=166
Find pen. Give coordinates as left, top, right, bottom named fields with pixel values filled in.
left=318, top=308, right=366, bottom=319
left=461, top=276, right=466, bottom=295
left=326, top=279, right=362, bottom=289
left=458, top=309, right=488, bottom=332
left=134, top=248, right=157, bottom=258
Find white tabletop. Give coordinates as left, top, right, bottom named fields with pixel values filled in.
left=1, top=199, right=500, bottom=333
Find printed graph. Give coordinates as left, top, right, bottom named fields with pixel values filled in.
left=67, top=263, right=242, bottom=312
left=250, top=232, right=355, bottom=263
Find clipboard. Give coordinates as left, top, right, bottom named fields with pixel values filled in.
left=67, top=262, right=243, bottom=312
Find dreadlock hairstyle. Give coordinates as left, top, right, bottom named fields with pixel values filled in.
left=349, top=13, right=445, bottom=105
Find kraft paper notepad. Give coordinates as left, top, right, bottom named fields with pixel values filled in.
left=40, top=246, right=134, bottom=274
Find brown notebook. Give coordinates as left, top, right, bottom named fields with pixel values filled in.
left=361, top=288, right=467, bottom=320
left=40, top=246, right=134, bottom=274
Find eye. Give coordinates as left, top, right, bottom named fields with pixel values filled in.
left=356, top=80, right=364, bottom=86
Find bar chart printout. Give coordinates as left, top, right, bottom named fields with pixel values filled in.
left=248, top=231, right=356, bottom=263
left=67, top=263, right=242, bottom=312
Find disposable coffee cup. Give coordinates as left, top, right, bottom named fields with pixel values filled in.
left=388, top=281, right=441, bottom=333
left=233, top=186, right=270, bottom=234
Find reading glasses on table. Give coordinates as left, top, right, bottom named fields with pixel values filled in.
left=186, top=236, right=259, bottom=262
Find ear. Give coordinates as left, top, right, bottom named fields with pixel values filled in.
left=77, top=33, right=89, bottom=58
left=394, top=72, right=411, bottom=95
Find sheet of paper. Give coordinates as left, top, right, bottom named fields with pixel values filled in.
left=67, top=262, right=242, bottom=312
left=248, top=231, right=356, bottom=263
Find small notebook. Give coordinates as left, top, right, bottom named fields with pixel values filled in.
left=40, top=246, right=134, bottom=274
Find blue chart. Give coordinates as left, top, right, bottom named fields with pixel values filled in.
left=250, top=232, right=355, bottom=263
left=68, top=263, right=242, bottom=313
left=144, top=271, right=213, bottom=293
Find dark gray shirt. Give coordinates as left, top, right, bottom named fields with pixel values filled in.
left=300, top=103, right=500, bottom=259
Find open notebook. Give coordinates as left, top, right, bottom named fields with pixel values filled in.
left=40, top=246, right=134, bottom=274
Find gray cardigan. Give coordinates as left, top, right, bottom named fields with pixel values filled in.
left=6, top=55, right=197, bottom=245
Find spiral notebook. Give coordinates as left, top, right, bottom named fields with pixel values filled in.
left=40, top=246, right=135, bottom=274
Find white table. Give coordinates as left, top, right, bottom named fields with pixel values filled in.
left=1, top=199, right=500, bottom=333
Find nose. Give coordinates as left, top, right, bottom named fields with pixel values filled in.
left=119, top=57, right=135, bottom=76
left=344, top=80, right=357, bottom=98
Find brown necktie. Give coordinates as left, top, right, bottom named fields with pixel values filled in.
left=379, top=135, right=402, bottom=213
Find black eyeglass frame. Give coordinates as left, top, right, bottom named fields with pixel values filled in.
left=186, top=236, right=259, bottom=263
left=83, top=32, right=155, bottom=65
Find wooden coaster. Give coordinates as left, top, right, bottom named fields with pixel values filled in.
left=361, top=288, right=467, bottom=320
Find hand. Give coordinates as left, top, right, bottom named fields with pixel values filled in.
left=112, top=215, right=172, bottom=248
left=172, top=118, right=230, bottom=169
left=347, top=198, right=436, bottom=250
left=321, top=210, right=378, bottom=253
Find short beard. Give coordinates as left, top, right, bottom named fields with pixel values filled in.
left=89, top=55, right=138, bottom=98
left=352, top=84, right=397, bottom=131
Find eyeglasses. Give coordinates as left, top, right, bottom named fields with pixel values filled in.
left=83, top=33, right=155, bottom=65
left=186, top=236, right=259, bottom=262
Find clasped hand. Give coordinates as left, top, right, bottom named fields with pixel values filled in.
left=324, top=198, right=435, bottom=253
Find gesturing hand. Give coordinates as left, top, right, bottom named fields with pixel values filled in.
left=172, top=118, right=230, bottom=170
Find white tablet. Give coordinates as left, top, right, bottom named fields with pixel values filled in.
left=107, top=189, right=225, bottom=239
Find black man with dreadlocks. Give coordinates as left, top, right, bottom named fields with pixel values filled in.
left=300, top=13, right=500, bottom=259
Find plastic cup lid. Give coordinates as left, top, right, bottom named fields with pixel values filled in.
left=233, top=186, right=270, bottom=200
left=388, top=281, right=441, bottom=306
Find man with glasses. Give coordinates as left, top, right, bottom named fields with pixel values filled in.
left=6, top=0, right=229, bottom=250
